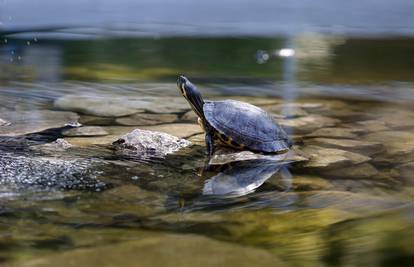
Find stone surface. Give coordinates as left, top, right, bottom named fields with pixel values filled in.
left=0, top=117, right=11, bottom=126
left=306, top=127, right=363, bottom=139
left=265, top=104, right=308, bottom=118
left=350, top=120, right=390, bottom=132
left=141, top=123, right=203, bottom=139
left=300, top=145, right=371, bottom=169
left=0, top=153, right=108, bottom=191
left=209, top=148, right=308, bottom=165
left=113, top=129, right=191, bottom=158
left=62, top=126, right=109, bottom=137
left=30, top=138, right=73, bottom=153
left=54, top=94, right=190, bottom=117
left=363, top=131, right=414, bottom=164
left=181, top=110, right=198, bottom=122
left=0, top=110, right=79, bottom=136
left=322, top=163, right=379, bottom=179
left=305, top=138, right=383, bottom=156
left=17, top=233, right=286, bottom=267
left=116, top=113, right=178, bottom=126
left=395, top=162, right=414, bottom=185
left=275, top=115, right=339, bottom=134
left=79, top=115, right=115, bottom=126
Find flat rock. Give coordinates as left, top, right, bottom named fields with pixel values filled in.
left=305, top=138, right=383, bottom=156
left=364, top=131, right=414, bottom=161
left=17, top=233, right=286, bottom=267
left=116, top=113, right=178, bottom=126
left=0, top=110, right=79, bottom=136
left=322, top=163, right=379, bottom=179
left=30, top=138, right=73, bottom=153
left=0, top=153, right=108, bottom=191
left=264, top=104, right=308, bottom=118
left=374, top=109, right=414, bottom=130
left=113, top=129, right=191, bottom=158
left=300, top=145, right=371, bottom=169
left=141, top=123, right=203, bottom=139
left=181, top=110, right=198, bottom=122
left=209, top=147, right=307, bottom=165
left=349, top=120, right=390, bottom=133
left=62, top=126, right=109, bottom=137
left=275, top=115, right=339, bottom=134
left=54, top=94, right=189, bottom=117
left=79, top=115, right=115, bottom=126
left=0, top=118, right=11, bottom=126
left=306, top=128, right=364, bottom=139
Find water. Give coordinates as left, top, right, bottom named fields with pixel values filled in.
left=1, top=2, right=414, bottom=266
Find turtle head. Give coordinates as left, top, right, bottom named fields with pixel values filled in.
left=177, top=75, right=205, bottom=119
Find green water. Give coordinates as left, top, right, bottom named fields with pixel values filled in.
left=1, top=36, right=414, bottom=267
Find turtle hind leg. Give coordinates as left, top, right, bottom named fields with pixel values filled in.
left=205, top=132, right=215, bottom=157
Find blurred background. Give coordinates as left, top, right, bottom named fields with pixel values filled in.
left=1, top=0, right=414, bottom=90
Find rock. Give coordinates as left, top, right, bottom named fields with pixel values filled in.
left=264, top=104, right=308, bottom=118
left=395, top=162, right=414, bottom=185
left=187, top=133, right=205, bottom=144
left=275, top=115, right=339, bottom=134
left=300, top=145, right=371, bottom=169
left=0, top=110, right=79, bottom=136
left=374, top=109, right=414, bottom=130
left=0, top=153, right=108, bottom=191
left=322, top=163, right=379, bottom=179
left=364, top=131, right=414, bottom=164
left=305, top=138, right=383, bottom=156
left=62, top=126, right=109, bottom=137
left=141, top=123, right=203, bottom=139
left=79, top=115, right=115, bottom=126
left=113, top=129, right=191, bottom=158
left=291, top=175, right=334, bottom=191
left=17, top=233, right=287, bottom=267
left=0, top=118, right=11, bottom=126
left=350, top=120, right=390, bottom=133
left=209, top=148, right=308, bottom=165
left=116, top=113, right=178, bottom=126
left=30, top=138, right=73, bottom=153
left=306, top=128, right=364, bottom=139
left=65, top=126, right=137, bottom=147
left=181, top=110, right=198, bottom=122
left=54, top=94, right=189, bottom=117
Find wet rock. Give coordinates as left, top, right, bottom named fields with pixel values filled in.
left=275, top=115, right=339, bottom=134
left=0, top=110, right=79, bottom=136
left=364, top=131, right=414, bottom=164
left=141, top=123, right=203, bottom=139
left=0, top=153, right=108, bottom=191
left=17, top=233, right=287, bottom=267
left=300, top=145, right=371, bottom=169
left=65, top=126, right=136, bottom=147
left=0, top=118, right=11, bottom=126
left=62, top=126, right=109, bottom=137
left=306, top=127, right=364, bottom=139
left=375, top=109, right=414, bottom=130
left=305, top=138, right=383, bottom=156
left=187, top=133, right=205, bottom=144
left=265, top=104, right=308, bottom=118
left=116, top=113, right=178, bottom=126
left=79, top=115, right=115, bottom=126
left=395, top=162, right=414, bottom=185
left=350, top=120, right=390, bottom=133
left=322, top=163, right=379, bottom=179
left=54, top=94, right=189, bottom=117
left=181, top=110, right=198, bottom=122
left=113, top=129, right=191, bottom=158
left=30, top=138, right=73, bottom=153
left=209, top=148, right=307, bottom=165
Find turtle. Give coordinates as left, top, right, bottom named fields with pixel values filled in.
left=177, top=75, right=291, bottom=156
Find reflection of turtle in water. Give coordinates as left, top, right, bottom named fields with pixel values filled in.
left=177, top=76, right=291, bottom=157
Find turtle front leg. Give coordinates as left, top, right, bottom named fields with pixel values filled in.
left=205, top=132, right=215, bottom=157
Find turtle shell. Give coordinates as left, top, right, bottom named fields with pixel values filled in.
left=203, top=100, right=291, bottom=153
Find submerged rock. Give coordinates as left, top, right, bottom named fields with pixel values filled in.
left=116, top=113, right=178, bottom=126
left=0, top=118, right=11, bottom=126
left=305, top=138, right=383, bottom=156
left=0, top=153, right=108, bottom=191
left=306, top=127, right=363, bottom=139
left=62, top=126, right=109, bottom=137
left=17, top=233, right=287, bottom=267
left=30, top=138, right=73, bottom=153
left=395, top=162, right=414, bottom=185
left=350, top=120, right=390, bottom=133
left=276, top=115, right=339, bottom=134
left=0, top=110, right=79, bottom=136
left=54, top=94, right=189, bottom=117
left=265, top=104, right=308, bottom=118
left=300, top=145, right=371, bottom=169
left=322, top=163, right=379, bottom=179
left=113, top=129, right=191, bottom=158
